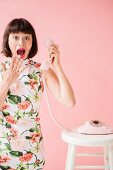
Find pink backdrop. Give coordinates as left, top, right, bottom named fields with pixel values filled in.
left=0, top=0, right=113, bottom=169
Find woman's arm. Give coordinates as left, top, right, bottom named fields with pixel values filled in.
left=44, top=43, right=76, bottom=107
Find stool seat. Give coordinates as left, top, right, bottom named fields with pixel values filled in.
left=62, top=130, right=113, bottom=146
left=61, top=130, right=113, bottom=170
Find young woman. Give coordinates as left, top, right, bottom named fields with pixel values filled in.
left=0, top=18, right=75, bottom=170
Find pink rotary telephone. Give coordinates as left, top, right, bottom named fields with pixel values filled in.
left=77, top=120, right=113, bottom=135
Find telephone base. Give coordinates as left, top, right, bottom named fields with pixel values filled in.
left=77, top=120, right=113, bottom=135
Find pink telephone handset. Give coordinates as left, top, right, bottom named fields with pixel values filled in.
left=40, top=38, right=54, bottom=70
left=40, top=38, right=53, bottom=70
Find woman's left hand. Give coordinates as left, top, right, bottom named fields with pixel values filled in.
left=48, top=44, right=60, bottom=67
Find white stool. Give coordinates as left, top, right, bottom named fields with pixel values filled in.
left=61, top=130, right=113, bottom=170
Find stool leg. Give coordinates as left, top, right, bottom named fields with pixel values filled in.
left=108, top=145, right=113, bottom=170
left=65, top=144, right=76, bottom=170
left=104, top=146, right=109, bottom=170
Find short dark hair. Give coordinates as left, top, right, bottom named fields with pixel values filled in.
left=1, top=18, right=38, bottom=58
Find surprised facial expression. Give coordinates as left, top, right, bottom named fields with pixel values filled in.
left=8, top=32, right=33, bottom=59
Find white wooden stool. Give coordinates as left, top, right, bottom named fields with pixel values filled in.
left=61, top=130, right=113, bottom=170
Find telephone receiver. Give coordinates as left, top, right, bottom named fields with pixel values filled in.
left=40, top=38, right=55, bottom=70
left=41, top=38, right=56, bottom=70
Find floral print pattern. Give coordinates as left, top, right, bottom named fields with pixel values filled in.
left=0, top=59, right=45, bottom=170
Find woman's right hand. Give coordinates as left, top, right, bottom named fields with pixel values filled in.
left=1, top=56, right=24, bottom=85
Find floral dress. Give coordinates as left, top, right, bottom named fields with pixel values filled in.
left=0, top=58, right=45, bottom=170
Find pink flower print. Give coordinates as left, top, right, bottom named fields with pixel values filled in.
left=9, top=128, right=18, bottom=138
left=34, top=63, right=41, bottom=68
left=18, top=101, right=30, bottom=110
left=35, top=117, right=40, bottom=122
left=35, top=159, right=41, bottom=165
left=6, top=116, right=16, bottom=124
left=29, top=79, right=37, bottom=89
left=31, top=132, right=41, bottom=143
left=2, top=103, right=10, bottom=110
left=19, top=153, right=33, bottom=162
left=8, top=169, right=16, bottom=170
left=0, top=155, right=10, bottom=164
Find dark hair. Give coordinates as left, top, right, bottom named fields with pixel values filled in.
left=1, top=18, right=38, bottom=58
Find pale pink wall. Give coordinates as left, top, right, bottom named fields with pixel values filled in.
left=0, top=0, right=113, bottom=169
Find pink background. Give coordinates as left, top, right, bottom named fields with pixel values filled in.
left=0, top=0, right=113, bottom=169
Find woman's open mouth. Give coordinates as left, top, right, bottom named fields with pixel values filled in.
left=17, top=48, right=25, bottom=56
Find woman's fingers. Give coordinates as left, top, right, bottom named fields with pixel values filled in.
left=10, top=56, right=23, bottom=73
left=48, top=44, right=60, bottom=56
left=47, top=44, right=60, bottom=66
left=48, top=44, right=58, bottom=51
left=16, top=60, right=24, bottom=73
left=10, top=56, right=16, bottom=70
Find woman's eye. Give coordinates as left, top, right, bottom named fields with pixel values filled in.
left=13, top=36, right=19, bottom=40
left=24, top=36, right=30, bottom=40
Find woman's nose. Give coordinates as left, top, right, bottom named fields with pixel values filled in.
left=18, top=38, right=24, bottom=46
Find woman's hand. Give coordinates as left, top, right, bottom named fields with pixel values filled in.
left=1, top=56, right=24, bottom=85
left=48, top=44, right=60, bottom=68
